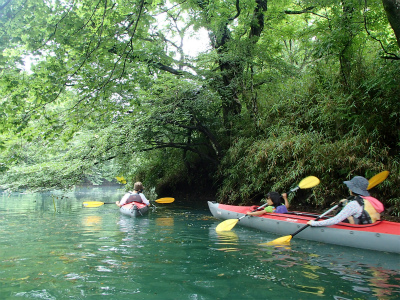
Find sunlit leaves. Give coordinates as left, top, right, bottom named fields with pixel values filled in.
left=0, top=0, right=398, bottom=218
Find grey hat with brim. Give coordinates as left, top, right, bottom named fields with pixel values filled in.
left=343, top=176, right=370, bottom=196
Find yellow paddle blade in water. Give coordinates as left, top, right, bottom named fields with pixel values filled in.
left=260, top=235, right=292, bottom=246
left=216, top=219, right=239, bottom=232
left=298, top=176, right=320, bottom=189
left=155, top=197, right=175, bottom=203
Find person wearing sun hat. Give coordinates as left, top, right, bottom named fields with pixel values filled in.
left=307, top=176, right=384, bottom=227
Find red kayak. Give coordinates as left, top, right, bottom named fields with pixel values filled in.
left=208, top=201, right=400, bottom=253
left=120, top=201, right=149, bottom=217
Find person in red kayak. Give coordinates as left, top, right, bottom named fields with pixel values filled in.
left=307, top=176, right=384, bottom=226
left=246, top=192, right=289, bottom=216
left=116, top=181, right=150, bottom=207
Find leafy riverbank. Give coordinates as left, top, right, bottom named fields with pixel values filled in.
left=0, top=1, right=399, bottom=217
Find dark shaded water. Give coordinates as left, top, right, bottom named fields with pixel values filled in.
left=1, top=187, right=399, bottom=299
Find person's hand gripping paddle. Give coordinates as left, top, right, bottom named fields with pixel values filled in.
left=262, top=171, right=389, bottom=246
left=215, top=176, right=320, bottom=232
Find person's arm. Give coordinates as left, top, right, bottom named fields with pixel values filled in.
left=116, top=193, right=130, bottom=207
left=307, top=201, right=361, bottom=227
left=282, top=193, right=289, bottom=209
left=246, top=210, right=266, bottom=216
left=140, top=193, right=150, bottom=205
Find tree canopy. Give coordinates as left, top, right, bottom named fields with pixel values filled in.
left=0, top=0, right=399, bottom=215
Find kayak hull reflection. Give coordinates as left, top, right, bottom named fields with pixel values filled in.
left=120, top=201, right=149, bottom=217
left=208, top=201, right=400, bottom=253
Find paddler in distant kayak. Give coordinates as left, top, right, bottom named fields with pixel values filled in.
left=307, top=176, right=384, bottom=226
left=116, top=181, right=150, bottom=207
left=246, top=192, right=289, bottom=216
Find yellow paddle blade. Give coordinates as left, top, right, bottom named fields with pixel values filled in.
left=260, top=235, right=292, bottom=246
left=216, top=219, right=239, bottom=232
left=82, top=201, right=105, bottom=208
left=155, top=197, right=175, bottom=203
left=368, top=171, right=389, bottom=190
left=298, top=176, right=320, bottom=189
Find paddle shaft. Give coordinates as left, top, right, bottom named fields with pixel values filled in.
left=237, top=185, right=300, bottom=221
left=291, top=172, right=387, bottom=235
left=292, top=171, right=387, bottom=233
left=290, top=205, right=339, bottom=237
left=215, top=176, right=321, bottom=232
left=236, top=202, right=269, bottom=222
left=264, top=171, right=389, bottom=245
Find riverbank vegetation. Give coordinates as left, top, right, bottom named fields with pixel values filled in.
left=0, top=0, right=399, bottom=216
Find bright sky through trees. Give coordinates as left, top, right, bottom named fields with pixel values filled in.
left=182, top=27, right=210, bottom=57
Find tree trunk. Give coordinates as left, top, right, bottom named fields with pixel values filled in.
left=339, top=1, right=355, bottom=90
left=382, top=0, right=400, bottom=48
left=209, top=0, right=268, bottom=128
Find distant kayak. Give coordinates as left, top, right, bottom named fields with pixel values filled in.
left=120, top=201, right=149, bottom=217
left=208, top=201, right=400, bottom=253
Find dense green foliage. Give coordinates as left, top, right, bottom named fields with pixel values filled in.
left=0, top=0, right=399, bottom=215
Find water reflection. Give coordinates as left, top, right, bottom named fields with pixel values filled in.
left=82, top=215, right=103, bottom=229
left=208, top=221, right=400, bottom=299
left=368, top=267, right=400, bottom=298
left=1, top=190, right=400, bottom=300
left=215, top=231, right=240, bottom=252
left=155, top=217, right=174, bottom=227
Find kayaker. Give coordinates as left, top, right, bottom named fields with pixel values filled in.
left=307, top=176, right=384, bottom=226
left=116, top=182, right=150, bottom=207
left=246, top=192, right=289, bottom=216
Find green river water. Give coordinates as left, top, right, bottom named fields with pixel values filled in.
left=1, top=186, right=399, bottom=300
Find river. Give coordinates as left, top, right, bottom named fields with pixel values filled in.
left=1, top=186, right=399, bottom=299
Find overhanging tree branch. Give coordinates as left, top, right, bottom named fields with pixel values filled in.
left=229, top=0, right=241, bottom=21
left=0, top=0, right=12, bottom=11
left=363, top=0, right=399, bottom=60
left=284, top=6, right=315, bottom=14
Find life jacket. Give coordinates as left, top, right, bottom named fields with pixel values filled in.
left=125, top=192, right=143, bottom=204
left=362, top=196, right=384, bottom=213
left=353, top=195, right=383, bottom=224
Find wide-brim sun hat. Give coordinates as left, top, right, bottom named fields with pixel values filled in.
left=343, top=176, right=370, bottom=196
left=134, top=182, right=144, bottom=191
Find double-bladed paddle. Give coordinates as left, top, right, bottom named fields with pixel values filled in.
left=215, top=176, right=320, bottom=232
left=83, top=197, right=175, bottom=208
left=263, top=171, right=389, bottom=246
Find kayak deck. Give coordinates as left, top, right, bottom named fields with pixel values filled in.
left=120, top=201, right=149, bottom=217
left=216, top=203, right=399, bottom=234
left=208, top=201, right=400, bottom=253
